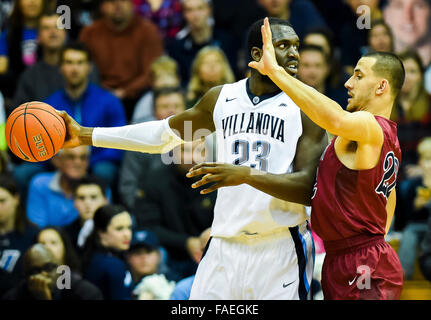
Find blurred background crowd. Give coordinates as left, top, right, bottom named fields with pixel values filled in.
left=0, top=0, right=431, bottom=300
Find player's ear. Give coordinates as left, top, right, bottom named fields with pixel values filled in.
left=251, top=47, right=263, bottom=62
left=376, top=79, right=389, bottom=96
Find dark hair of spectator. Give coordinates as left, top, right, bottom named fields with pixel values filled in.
left=247, top=18, right=294, bottom=61
left=363, top=51, right=405, bottom=99
left=153, top=87, right=184, bottom=105
left=0, top=173, right=28, bottom=234
left=82, top=204, right=128, bottom=266
left=36, top=226, right=82, bottom=272
left=72, top=175, right=107, bottom=198
left=59, top=41, right=92, bottom=65
left=368, top=19, right=395, bottom=53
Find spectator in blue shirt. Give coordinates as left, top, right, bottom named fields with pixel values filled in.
left=45, top=41, right=127, bottom=190
left=26, top=146, right=91, bottom=228
left=83, top=204, right=133, bottom=300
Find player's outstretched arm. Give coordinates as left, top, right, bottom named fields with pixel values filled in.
left=249, top=18, right=382, bottom=145
left=57, top=86, right=221, bottom=153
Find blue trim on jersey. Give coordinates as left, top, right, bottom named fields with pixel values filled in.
left=245, top=79, right=282, bottom=105
left=298, top=230, right=310, bottom=293
left=289, top=225, right=308, bottom=300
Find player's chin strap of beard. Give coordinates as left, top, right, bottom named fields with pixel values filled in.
left=92, top=117, right=184, bottom=154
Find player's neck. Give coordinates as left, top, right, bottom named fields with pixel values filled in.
left=0, top=216, right=15, bottom=235
left=249, top=72, right=281, bottom=96
left=364, top=97, right=392, bottom=119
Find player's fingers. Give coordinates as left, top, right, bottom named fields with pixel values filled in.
left=186, top=166, right=219, bottom=178
left=191, top=174, right=222, bottom=189
left=264, top=17, right=272, bottom=41
left=248, top=61, right=258, bottom=69
left=200, top=182, right=225, bottom=195
left=189, top=162, right=217, bottom=172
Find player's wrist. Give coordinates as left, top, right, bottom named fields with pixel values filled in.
left=79, top=127, right=94, bottom=146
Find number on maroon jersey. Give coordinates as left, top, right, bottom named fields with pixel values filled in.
left=375, top=151, right=399, bottom=199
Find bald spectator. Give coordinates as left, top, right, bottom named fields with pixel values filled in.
left=80, top=0, right=164, bottom=120
left=2, top=244, right=102, bottom=300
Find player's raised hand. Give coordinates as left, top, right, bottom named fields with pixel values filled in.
left=56, top=110, right=93, bottom=148
left=248, top=17, right=279, bottom=76
left=186, top=162, right=250, bottom=194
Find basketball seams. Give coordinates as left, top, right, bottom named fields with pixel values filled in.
left=9, top=106, right=65, bottom=131
left=23, top=103, right=39, bottom=162
left=26, top=113, right=56, bottom=155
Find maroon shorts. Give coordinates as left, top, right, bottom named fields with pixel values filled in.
left=321, top=234, right=403, bottom=300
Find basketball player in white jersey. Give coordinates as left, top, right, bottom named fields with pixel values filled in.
left=57, top=18, right=326, bottom=300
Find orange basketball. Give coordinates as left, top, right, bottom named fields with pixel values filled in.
left=5, top=101, right=66, bottom=162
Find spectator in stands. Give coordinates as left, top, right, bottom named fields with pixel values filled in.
left=132, top=0, right=183, bottom=39
left=383, top=0, right=431, bottom=68
left=367, top=19, right=394, bottom=53
left=398, top=137, right=431, bottom=279
left=297, top=44, right=349, bottom=109
left=37, top=227, right=81, bottom=272
left=166, top=0, right=236, bottom=86
left=302, top=27, right=350, bottom=99
left=169, top=227, right=210, bottom=300
left=0, top=173, right=39, bottom=297
left=45, top=42, right=126, bottom=189
left=127, top=229, right=178, bottom=299
left=83, top=204, right=133, bottom=300
left=3, top=243, right=103, bottom=300
left=257, top=0, right=327, bottom=41
left=133, top=140, right=215, bottom=279
left=79, top=0, right=163, bottom=121
left=65, top=176, right=108, bottom=252
left=131, top=55, right=181, bottom=124
left=0, top=0, right=51, bottom=103
left=119, top=87, right=186, bottom=210
left=26, top=146, right=90, bottom=228
left=391, top=50, right=431, bottom=178
left=186, top=45, right=235, bottom=107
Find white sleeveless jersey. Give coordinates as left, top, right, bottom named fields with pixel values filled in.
left=211, top=78, right=308, bottom=238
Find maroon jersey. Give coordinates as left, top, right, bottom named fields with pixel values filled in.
left=311, top=116, right=401, bottom=241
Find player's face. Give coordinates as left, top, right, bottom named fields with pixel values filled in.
left=61, top=50, right=91, bottom=89
left=0, top=187, right=19, bottom=226
left=38, top=16, right=66, bottom=50
left=369, top=24, right=393, bottom=52
left=38, top=229, right=65, bottom=265
left=183, top=0, right=211, bottom=30
left=298, top=50, right=329, bottom=90
left=401, top=57, right=422, bottom=95
left=154, top=93, right=186, bottom=120
left=344, top=57, right=379, bottom=112
left=271, top=25, right=300, bottom=76
left=384, top=0, right=431, bottom=47
left=74, top=185, right=107, bottom=221
left=99, top=212, right=132, bottom=251
left=127, top=248, right=160, bottom=277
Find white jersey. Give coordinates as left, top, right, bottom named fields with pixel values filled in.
left=211, top=78, right=307, bottom=238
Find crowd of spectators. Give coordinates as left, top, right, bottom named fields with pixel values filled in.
left=0, top=0, right=431, bottom=300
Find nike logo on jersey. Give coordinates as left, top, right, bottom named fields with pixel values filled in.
left=283, top=280, right=296, bottom=288
left=226, top=97, right=237, bottom=102
left=279, top=103, right=287, bottom=107
left=348, top=276, right=358, bottom=286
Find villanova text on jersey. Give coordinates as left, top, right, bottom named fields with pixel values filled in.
left=221, top=112, right=285, bottom=142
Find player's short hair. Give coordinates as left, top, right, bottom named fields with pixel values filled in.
left=59, top=41, right=92, bottom=65
left=418, top=137, right=431, bottom=157
left=362, top=51, right=405, bottom=99
left=299, top=44, right=329, bottom=64
left=72, top=175, right=107, bottom=198
left=247, top=17, right=294, bottom=61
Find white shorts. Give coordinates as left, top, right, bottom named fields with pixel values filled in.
left=189, top=222, right=314, bottom=300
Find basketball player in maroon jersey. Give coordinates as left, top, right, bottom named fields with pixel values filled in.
left=246, top=18, right=405, bottom=299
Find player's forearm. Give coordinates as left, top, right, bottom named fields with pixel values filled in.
left=244, top=169, right=314, bottom=206
left=268, top=66, right=345, bottom=134
left=85, top=119, right=184, bottom=154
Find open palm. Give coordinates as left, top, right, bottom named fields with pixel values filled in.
left=248, top=17, right=279, bottom=76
